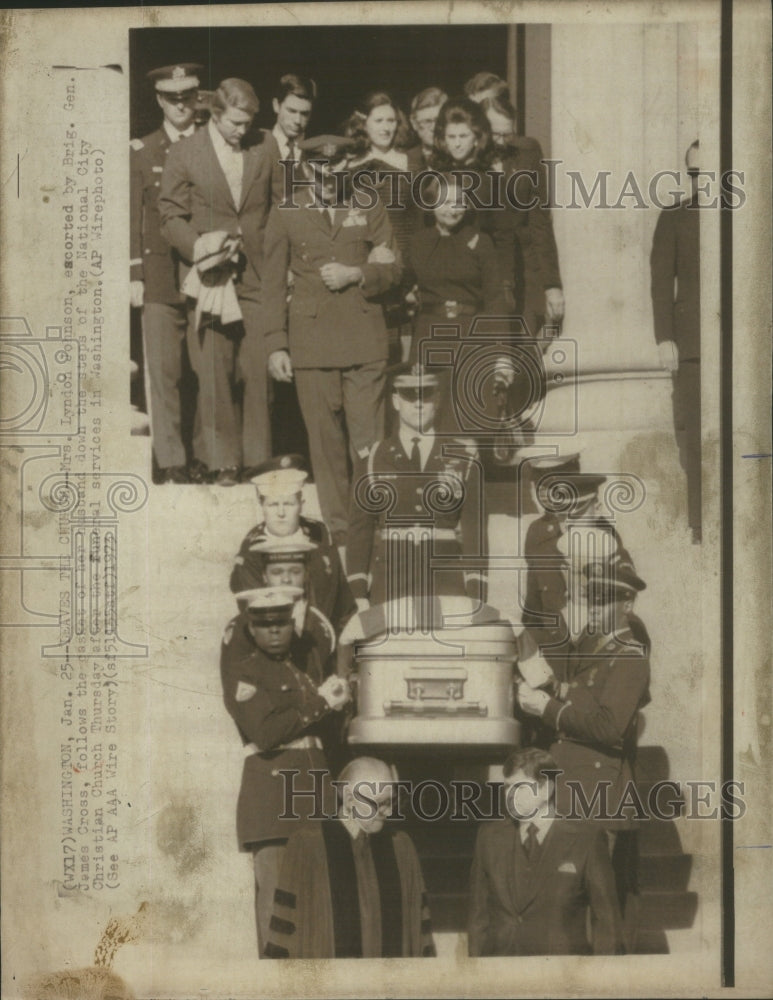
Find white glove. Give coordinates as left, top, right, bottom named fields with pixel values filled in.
left=517, top=681, right=550, bottom=717
left=319, top=675, right=351, bottom=711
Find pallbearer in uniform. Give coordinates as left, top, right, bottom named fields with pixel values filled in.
left=521, top=454, right=627, bottom=673
left=346, top=363, right=487, bottom=610
left=262, top=134, right=402, bottom=544
left=229, top=456, right=355, bottom=636
left=130, top=63, right=202, bottom=483
left=265, top=756, right=436, bottom=959
left=516, top=554, right=651, bottom=952
left=219, top=587, right=351, bottom=953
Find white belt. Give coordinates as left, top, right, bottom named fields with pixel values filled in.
left=243, top=736, right=322, bottom=757
left=380, top=527, right=458, bottom=543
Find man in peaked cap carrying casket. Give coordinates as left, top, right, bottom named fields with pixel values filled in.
left=130, top=63, right=202, bottom=484
left=219, top=586, right=351, bottom=954
left=262, top=134, right=402, bottom=545
left=521, top=453, right=639, bottom=673
left=346, top=362, right=487, bottom=610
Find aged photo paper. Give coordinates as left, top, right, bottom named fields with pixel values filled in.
left=1, top=1, right=771, bottom=998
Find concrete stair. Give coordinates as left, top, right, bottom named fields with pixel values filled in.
left=400, top=746, right=697, bottom=953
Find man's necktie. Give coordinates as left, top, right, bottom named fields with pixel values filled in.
left=523, top=822, right=539, bottom=862
left=410, top=436, right=422, bottom=472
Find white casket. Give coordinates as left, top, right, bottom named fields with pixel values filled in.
left=341, top=596, right=521, bottom=748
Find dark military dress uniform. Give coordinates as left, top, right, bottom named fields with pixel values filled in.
left=229, top=516, right=356, bottom=636
left=346, top=432, right=487, bottom=605
left=220, top=611, right=339, bottom=850
left=220, top=608, right=340, bottom=950
left=522, top=511, right=626, bottom=670
left=650, top=194, right=701, bottom=538
left=130, top=125, right=192, bottom=472
left=539, top=615, right=651, bottom=952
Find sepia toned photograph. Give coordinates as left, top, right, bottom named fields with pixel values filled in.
left=1, top=2, right=771, bottom=998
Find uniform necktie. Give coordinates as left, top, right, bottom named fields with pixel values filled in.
left=523, top=822, right=539, bottom=861
left=410, top=436, right=422, bottom=471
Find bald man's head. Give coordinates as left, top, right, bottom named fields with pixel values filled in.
left=337, top=756, right=398, bottom=834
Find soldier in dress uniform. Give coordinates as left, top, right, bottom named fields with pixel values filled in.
left=220, top=587, right=351, bottom=953
left=130, top=63, right=202, bottom=483
left=229, top=455, right=355, bottom=636
left=346, top=363, right=487, bottom=610
left=516, top=553, right=651, bottom=952
left=262, top=134, right=402, bottom=545
left=521, top=454, right=629, bottom=673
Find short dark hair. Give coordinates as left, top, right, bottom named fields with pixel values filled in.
left=503, top=747, right=558, bottom=784
left=464, top=71, right=505, bottom=98
left=274, top=73, right=316, bottom=105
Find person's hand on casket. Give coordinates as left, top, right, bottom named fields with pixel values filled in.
left=516, top=680, right=551, bottom=717
left=318, top=674, right=352, bottom=711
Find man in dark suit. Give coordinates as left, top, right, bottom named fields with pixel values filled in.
left=346, top=363, right=487, bottom=609
left=466, top=72, right=564, bottom=338
left=262, top=135, right=402, bottom=544
left=130, top=63, right=202, bottom=483
left=220, top=587, right=351, bottom=952
left=159, top=77, right=273, bottom=485
left=468, top=746, right=622, bottom=956
left=517, top=553, right=651, bottom=951
left=260, top=73, right=315, bottom=206
left=651, top=140, right=701, bottom=542
left=406, top=86, right=447, bottom=173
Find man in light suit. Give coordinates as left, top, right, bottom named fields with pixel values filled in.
left=468, top=747, right=622, bottom=956
left=262, top=135, right=402, bottom=544
left=159, top=77, right=273, bottom=484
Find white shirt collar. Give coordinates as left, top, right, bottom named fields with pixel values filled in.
left=163, top=120, right=195, bottom=143
left=208, top=118, right=240, bottom=156
left=519, top=813, right=554, bottom=845
left=272, top=123, right=302, bottom=157
left=340, top=814, right=364, bottom=840
left=398, top=426, right=435, bottom=469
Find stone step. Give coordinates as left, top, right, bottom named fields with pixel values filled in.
left=427, top=888, right=698, bottom=937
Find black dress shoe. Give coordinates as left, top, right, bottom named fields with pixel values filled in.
left=187, top=460, right=210, bottom=484
left=213, top=466, right=241, bottom=486
left=159, top=465, right=189, bottom=485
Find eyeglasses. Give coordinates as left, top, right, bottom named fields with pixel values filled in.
left=396, top=387, right=437, bottom=402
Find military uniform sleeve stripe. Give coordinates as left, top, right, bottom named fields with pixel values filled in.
left=269, top=914, right=296, bottom=936
left=274, top=887, right=296, bottom=909
left=263, top=941, right=290, bottom=959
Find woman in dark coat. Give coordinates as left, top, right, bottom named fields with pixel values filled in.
left=405, top=173, right=517, bottom=451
